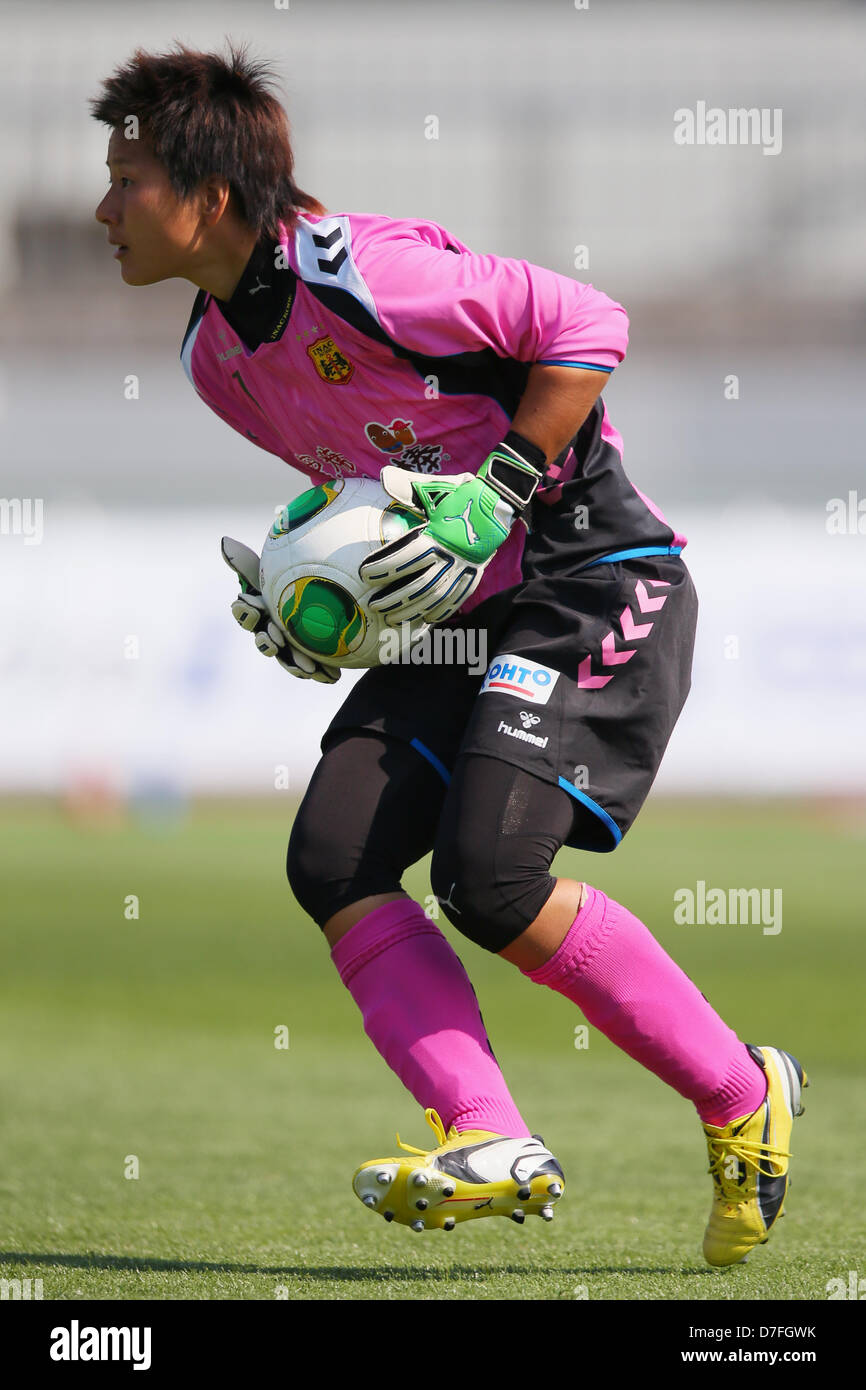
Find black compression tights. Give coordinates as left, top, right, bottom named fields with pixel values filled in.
left=287, top=732, right=580, bottom=952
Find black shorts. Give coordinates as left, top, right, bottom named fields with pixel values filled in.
left=321, top=553, right=697, bottom=852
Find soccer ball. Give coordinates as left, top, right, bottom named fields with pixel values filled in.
left=259, top=476, right=427, bottom=669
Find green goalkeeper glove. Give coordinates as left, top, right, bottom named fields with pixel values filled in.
left=359, top=433, right=546, bottom=625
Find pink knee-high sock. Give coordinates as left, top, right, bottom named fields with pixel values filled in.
left=524, top=886, right=766, bottom=1126
left=331, top=898, right=530, bottom=1138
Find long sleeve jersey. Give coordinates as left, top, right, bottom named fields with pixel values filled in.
left=181, top=211, right=685, bottom=610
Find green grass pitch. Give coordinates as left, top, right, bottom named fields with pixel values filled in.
left=1, top=796, right=864, bottom=1301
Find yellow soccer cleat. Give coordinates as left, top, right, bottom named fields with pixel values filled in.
left=702, top=1043, right=808, bottom=1267
left=353, top=1108, right=565, bottom=1232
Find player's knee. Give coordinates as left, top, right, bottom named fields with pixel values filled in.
left=429, top=838, right=552, bottom=954
left=286, top=810, right=332, bottom=925
left=287, top=805, right=403, bottom=929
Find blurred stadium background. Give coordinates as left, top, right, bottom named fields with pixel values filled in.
left=1, top=0, right=864, bottom=800
left=1, top=0, right=864, bottom=1302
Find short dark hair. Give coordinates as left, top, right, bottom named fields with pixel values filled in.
left=90, top=41, right=325, bottom=238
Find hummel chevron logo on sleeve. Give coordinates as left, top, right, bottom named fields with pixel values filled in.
left=313, top=226, right=348, bottom=275
left=295, top=216, right=381, bottom=321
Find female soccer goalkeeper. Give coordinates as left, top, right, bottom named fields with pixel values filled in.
left=92, top=42, right=806, bottom=1265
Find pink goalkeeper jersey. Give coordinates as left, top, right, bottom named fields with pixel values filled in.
left=181, top=211, right=684, bottom=610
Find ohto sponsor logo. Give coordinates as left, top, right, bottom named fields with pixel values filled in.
left=480, top=655, right=560, bottom=705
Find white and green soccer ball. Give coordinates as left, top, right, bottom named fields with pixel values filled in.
left=260, top=476, right=427, bottom=669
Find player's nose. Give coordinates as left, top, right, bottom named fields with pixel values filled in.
left=95, top=189, right=115, bottom=225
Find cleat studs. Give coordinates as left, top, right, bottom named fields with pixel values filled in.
left=442, top=1184, right=455, bottom=1197
left=415, top=1199, right=428, bottom=1211
left=547, top=1181, right=562, bottom=1197
left=517, top=1185, right=532, bottom=1201
left=443, top=1217, right=456, bottom=1231
left=412, top=1172, right=428, bottom=1188
left=376, top=1171, right=390, bottom=1186
left=384, top=1210, right=394, bottom=1222
left=362, top=1194, right=377, bottom=1208
left=411, top=1219, right=425, bottom=1232
left=540, top=1205, right=554, bottom=1222
left=511, top=1208, right=526, bottom=1224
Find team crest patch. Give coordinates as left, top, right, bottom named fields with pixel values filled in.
left=480, top=654, right=560, bottom=705
left=307, top=336, right=354, bottom=384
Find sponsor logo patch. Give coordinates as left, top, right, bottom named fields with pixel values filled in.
left=365, top=418, right=417, bottom=453
left=215, top=327, right=243, bottom=362
left=294, top=445, right=357, bottom=478
left=363, top=417, right=447, bottom=472
left=497, top=720, right=549, bottom=750
left=399, top=442, right=447, bottom=472
left=480, top=654, right=560, bottom=705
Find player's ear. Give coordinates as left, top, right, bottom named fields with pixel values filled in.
left=199, top=176, right=233, bottom=226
